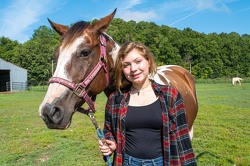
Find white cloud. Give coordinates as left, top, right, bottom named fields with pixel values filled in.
left=158, top=0, right=231, bottom=13
left=195, top=0, right=230, bottom=12
left=156, top=0, right=233, bottom=26
left=118, top=10, right=159, bottom=22
left=116, top=0, right=233, bottom=24
left=123, top=0, right=143, bottom=10
left=117, top=0, right=158, bottom=22
left=0, top=0, right=63, bottom=43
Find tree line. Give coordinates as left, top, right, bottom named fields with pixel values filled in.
left=1, top=18, right=250, bottom=85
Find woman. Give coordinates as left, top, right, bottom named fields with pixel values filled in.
left=99, top=42, right=196, bottom=166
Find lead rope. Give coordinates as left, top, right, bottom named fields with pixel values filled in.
left=88, top=111, right=112, bottom=166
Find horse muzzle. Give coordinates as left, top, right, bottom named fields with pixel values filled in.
left=40, top=103, right=71, bottom=129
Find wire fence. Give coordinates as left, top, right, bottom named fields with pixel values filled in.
left=4, top=82, right=28, bottom=92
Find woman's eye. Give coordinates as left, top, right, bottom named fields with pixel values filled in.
left=136, top=60, right=141, bottom=64
left=80, top=50, right=91, bottom=57
left=123, top=63, right=130, bottom=68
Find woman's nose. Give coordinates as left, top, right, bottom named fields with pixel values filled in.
left=130, top=63, right=137, bottom=71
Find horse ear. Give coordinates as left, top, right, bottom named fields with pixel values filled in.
left=47, top=18, right=69, bottom=36
left=92, top=9, right=117, bottom=33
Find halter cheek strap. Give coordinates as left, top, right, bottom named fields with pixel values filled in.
left=48, top=34, right=109, bottom=113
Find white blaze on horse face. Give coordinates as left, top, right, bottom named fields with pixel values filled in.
left=54, top=36, right=86, bottom=79
left=39, top=36, right=87, bottom=116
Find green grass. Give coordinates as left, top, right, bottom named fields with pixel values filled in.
left=193, top=83, right=250, bottom=166
left=0, top=83, right=249, bottom=165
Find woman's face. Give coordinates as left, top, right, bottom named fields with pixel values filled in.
left=122, top=49, right=150, bottom=85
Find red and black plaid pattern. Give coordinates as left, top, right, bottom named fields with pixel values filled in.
left=103, top=80, right=197, bottom=166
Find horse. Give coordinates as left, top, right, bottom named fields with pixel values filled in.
left=39, top=9, right=198, bottom=139
left=232, top=77, right=243, bottom=86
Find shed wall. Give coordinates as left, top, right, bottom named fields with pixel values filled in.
left=0, top=58, right=27, bottom=91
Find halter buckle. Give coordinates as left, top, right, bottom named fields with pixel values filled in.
left=73, top=85, right=85, bottom=97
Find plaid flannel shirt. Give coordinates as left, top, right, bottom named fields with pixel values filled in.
left=103, top=80, right=197, bottom=166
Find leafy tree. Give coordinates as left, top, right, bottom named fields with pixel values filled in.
left=1, top=18, right=250, bottom=83
left=0, top=37, right=20, bottom=62
left=14, top=26, right=60, bottom=85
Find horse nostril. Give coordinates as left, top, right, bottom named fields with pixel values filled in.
left=42, top=103, right=52, bottom=118
left=42, top=103, right=63, bottom=125
left=50, top=107, right=63, bottom=124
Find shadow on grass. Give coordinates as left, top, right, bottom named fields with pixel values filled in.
left=196, top=151, right=235, bottom=165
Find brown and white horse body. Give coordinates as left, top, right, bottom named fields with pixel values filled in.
left=39, top=9, right=198, bottom=139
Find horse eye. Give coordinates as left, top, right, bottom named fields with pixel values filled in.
left=80, top=50, right=91, bottom=57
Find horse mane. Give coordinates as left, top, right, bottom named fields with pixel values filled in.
left=61, top=21, right=90, bottom=48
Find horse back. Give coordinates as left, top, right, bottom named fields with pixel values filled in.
left=153, top=65, right=198, bottom=129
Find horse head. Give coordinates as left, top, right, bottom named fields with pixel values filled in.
left=39, top=9, right=119, bottom=129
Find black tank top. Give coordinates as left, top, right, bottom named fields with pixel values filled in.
left=125, top=99, right=163, bottom=159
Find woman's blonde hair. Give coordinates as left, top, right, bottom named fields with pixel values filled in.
left=114, top=42, right=157, bottom=91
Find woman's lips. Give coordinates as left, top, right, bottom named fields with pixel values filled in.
left=131, top=72, right=141, bottom=79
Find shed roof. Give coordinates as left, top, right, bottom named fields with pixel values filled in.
left=0, top=58, right=27, bottom=71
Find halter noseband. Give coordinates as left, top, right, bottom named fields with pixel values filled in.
left=48, top=34, right=109, bottom=113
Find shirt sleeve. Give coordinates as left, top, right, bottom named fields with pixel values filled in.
left=103, top=94, right=115, bottom=141
left=174, top=92, right=197, bottom=165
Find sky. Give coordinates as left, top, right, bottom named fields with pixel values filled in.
left=0, top=0, right=249, bottom=43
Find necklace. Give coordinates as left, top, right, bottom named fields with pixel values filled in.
left=132, top=81, right=151, bottom=96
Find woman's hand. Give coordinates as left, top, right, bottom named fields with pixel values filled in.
left=98, top=139, right=116, bottom=156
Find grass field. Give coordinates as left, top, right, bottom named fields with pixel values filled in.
left=0, top=83, right=249, bottom=166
